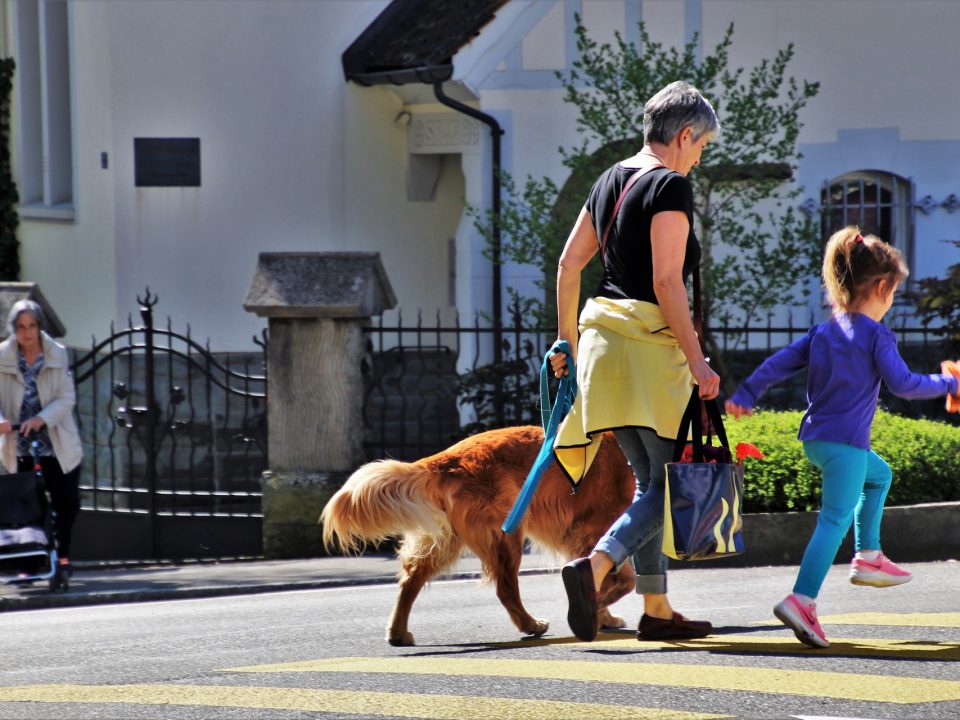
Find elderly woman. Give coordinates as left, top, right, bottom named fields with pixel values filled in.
left=0, top=300, right=82, bottom=571
left=549, top=81, right=721, bottom=642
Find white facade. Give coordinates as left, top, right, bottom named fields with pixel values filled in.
left=1, top=0, right=958, bottom=350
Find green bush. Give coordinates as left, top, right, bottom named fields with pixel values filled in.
left=723, top=409, right=960, bottom=513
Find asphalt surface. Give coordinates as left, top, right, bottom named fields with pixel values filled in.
left=0, top=550, right=550, bottom=612
left=1, top=560, right=958, bottom=719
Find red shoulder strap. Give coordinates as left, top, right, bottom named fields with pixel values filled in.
left=598, top=164, right=664, bottom=261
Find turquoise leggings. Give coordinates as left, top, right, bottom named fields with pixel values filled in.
left=794, top=440, right=893, bottom=599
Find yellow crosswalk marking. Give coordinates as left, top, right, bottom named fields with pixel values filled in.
left=0, top=684, right=727, bottom=720
left=819, top=612, right=960, bottom=627
left=583, top=634, right=960, bottom=660
left=224, top=656, right=960, bottom=704
left=467, top=633, right=960, bottom=660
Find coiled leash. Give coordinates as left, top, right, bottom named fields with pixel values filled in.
left=501, top=339, right=577, bottom=533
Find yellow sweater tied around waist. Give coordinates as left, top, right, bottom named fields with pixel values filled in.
left=554, top=296, right=695, bottom=487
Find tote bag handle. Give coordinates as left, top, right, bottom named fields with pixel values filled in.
left=672, top=388, right=729, bottom=463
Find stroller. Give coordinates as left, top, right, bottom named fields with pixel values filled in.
left=0, top=435, right=70, bottom=592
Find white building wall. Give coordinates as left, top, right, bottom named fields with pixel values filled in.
left=465, top=0, right=960, bottom=326
left=343, top=89, right=463, bottom=325
left=103, top=0, right=391, bottom=350
left=3, top=0, right=959, bottom=352
left=698, top=0, right=960, bottom=286
left=9, top=0, right=468, bottom=351
left=4, top=1, right=119, bottom=345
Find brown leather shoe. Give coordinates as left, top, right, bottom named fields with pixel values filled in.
left=637, top=612, right=712, bottom=640
left=561, top=557, right=598, bottom=642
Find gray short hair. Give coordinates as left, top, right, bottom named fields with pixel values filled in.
left=7, top=299, right=45, bottom=333
left=643, top=80, right=720, bottom=145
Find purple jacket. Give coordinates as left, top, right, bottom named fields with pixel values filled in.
left=729, top=313, right=958, bottom=449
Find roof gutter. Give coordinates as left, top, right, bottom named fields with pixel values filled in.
left=347, top=64, right=453, bottom=87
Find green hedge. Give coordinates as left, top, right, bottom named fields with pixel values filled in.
left=0, top=58, right=20, bottom=280
left=723, top=410, right=960, bottom=513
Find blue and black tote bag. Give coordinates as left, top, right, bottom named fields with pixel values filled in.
left=662, top=388, right=745, bottom=561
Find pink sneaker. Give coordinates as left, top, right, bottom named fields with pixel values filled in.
left=849, top=552, right=912, bottom=587
left=773, top=594, right=829, bottom=648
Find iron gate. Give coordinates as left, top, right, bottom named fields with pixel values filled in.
left=70, top=290, right=267, bottom=561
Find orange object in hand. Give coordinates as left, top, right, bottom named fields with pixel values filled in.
left=942, top=360, right=960, bottom=414
left=736, top=442, right=765, bottom=463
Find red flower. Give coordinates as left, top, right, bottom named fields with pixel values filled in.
left=736, top=442, right=764, bottom=463
left=677, top=443, right=762, bottom=464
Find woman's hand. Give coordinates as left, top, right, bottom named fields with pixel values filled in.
left=724, top=399, right=753, bottom=419
left=549, top=341, right=576, bottom=379
left=689, top=358, right=720, bottom=400
left=0, top=420, right=12, bottom=435
left=20, top=416, right=45, bottom=435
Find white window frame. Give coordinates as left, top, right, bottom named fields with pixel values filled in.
left=13, top=0, right=74, bottom=221
left=821, top=170, right=915, bottom=281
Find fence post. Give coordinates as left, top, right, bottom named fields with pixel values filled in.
left=244, top=252, right=396, bottom=558
left=138, top=291, right=159, bottom=558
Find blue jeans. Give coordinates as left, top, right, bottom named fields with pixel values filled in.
left=593, top=427, right=674, bottom=595
left=794, top=440, right=893, bottom=599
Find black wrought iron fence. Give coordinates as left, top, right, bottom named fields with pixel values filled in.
left=70, top=290, right=268, bottom=560
left=362, top=307, right=549, bottom=461
left=362, top=309, right=953, bottom=462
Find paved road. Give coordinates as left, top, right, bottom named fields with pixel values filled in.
left=0, top=559, right=956, bottom=719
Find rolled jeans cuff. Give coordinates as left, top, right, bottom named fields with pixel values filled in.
left=635, top=573, right=667, bottom=595
left=594, top=535, right=630, bottom=571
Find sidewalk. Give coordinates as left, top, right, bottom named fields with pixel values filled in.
left=0, top=551, right=559, bottom=613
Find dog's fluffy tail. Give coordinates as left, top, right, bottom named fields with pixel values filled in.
left=320, top=459, right=450, bottom=553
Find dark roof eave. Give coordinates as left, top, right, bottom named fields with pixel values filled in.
left=347, top=64, right=453, bottom=87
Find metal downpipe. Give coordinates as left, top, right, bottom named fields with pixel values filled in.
left=432, top=82, right=505, bottom=400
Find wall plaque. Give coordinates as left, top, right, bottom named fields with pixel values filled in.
left=134, top=138, right=201, bottom=187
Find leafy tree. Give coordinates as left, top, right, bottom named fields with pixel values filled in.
left=471, top=20, right=821, bottom=388
left=0, top=58, right=19, bottom=281
left=911, top=240, right=960, bottom=355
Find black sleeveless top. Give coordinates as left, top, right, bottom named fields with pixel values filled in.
left=585, top=164, right=700, bottom=303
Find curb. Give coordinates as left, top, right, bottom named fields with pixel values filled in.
left=684, top=501, right=960, bottom=568
left=0, top=569, right=557, bottom=613
left=0, top=578, right=399, bottom=613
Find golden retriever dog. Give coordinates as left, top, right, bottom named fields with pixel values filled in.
left=320, top=426, right=636, bottom=645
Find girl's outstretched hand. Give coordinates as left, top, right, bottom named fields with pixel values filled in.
left=724, top=399, right=752, bottom=419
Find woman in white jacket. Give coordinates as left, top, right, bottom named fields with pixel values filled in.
left=0, top=300, right=83, bottom=570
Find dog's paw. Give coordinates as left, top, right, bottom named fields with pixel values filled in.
left=386, top=630, right=415, bottom=646
left=523, top=618, right=549, bottom=637
left=597, top=608, right=627, bottom=629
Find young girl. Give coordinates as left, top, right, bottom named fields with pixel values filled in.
left=725, top=226, right=959, bottom=648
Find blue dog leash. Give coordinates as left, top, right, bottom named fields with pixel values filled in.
left=501, top=340, right=577, bottom=534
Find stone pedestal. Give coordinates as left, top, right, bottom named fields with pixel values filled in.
left=244, top=252, right=396, bottom=558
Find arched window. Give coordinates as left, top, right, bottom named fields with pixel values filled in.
left=820, top=171, right=914, bottom=269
